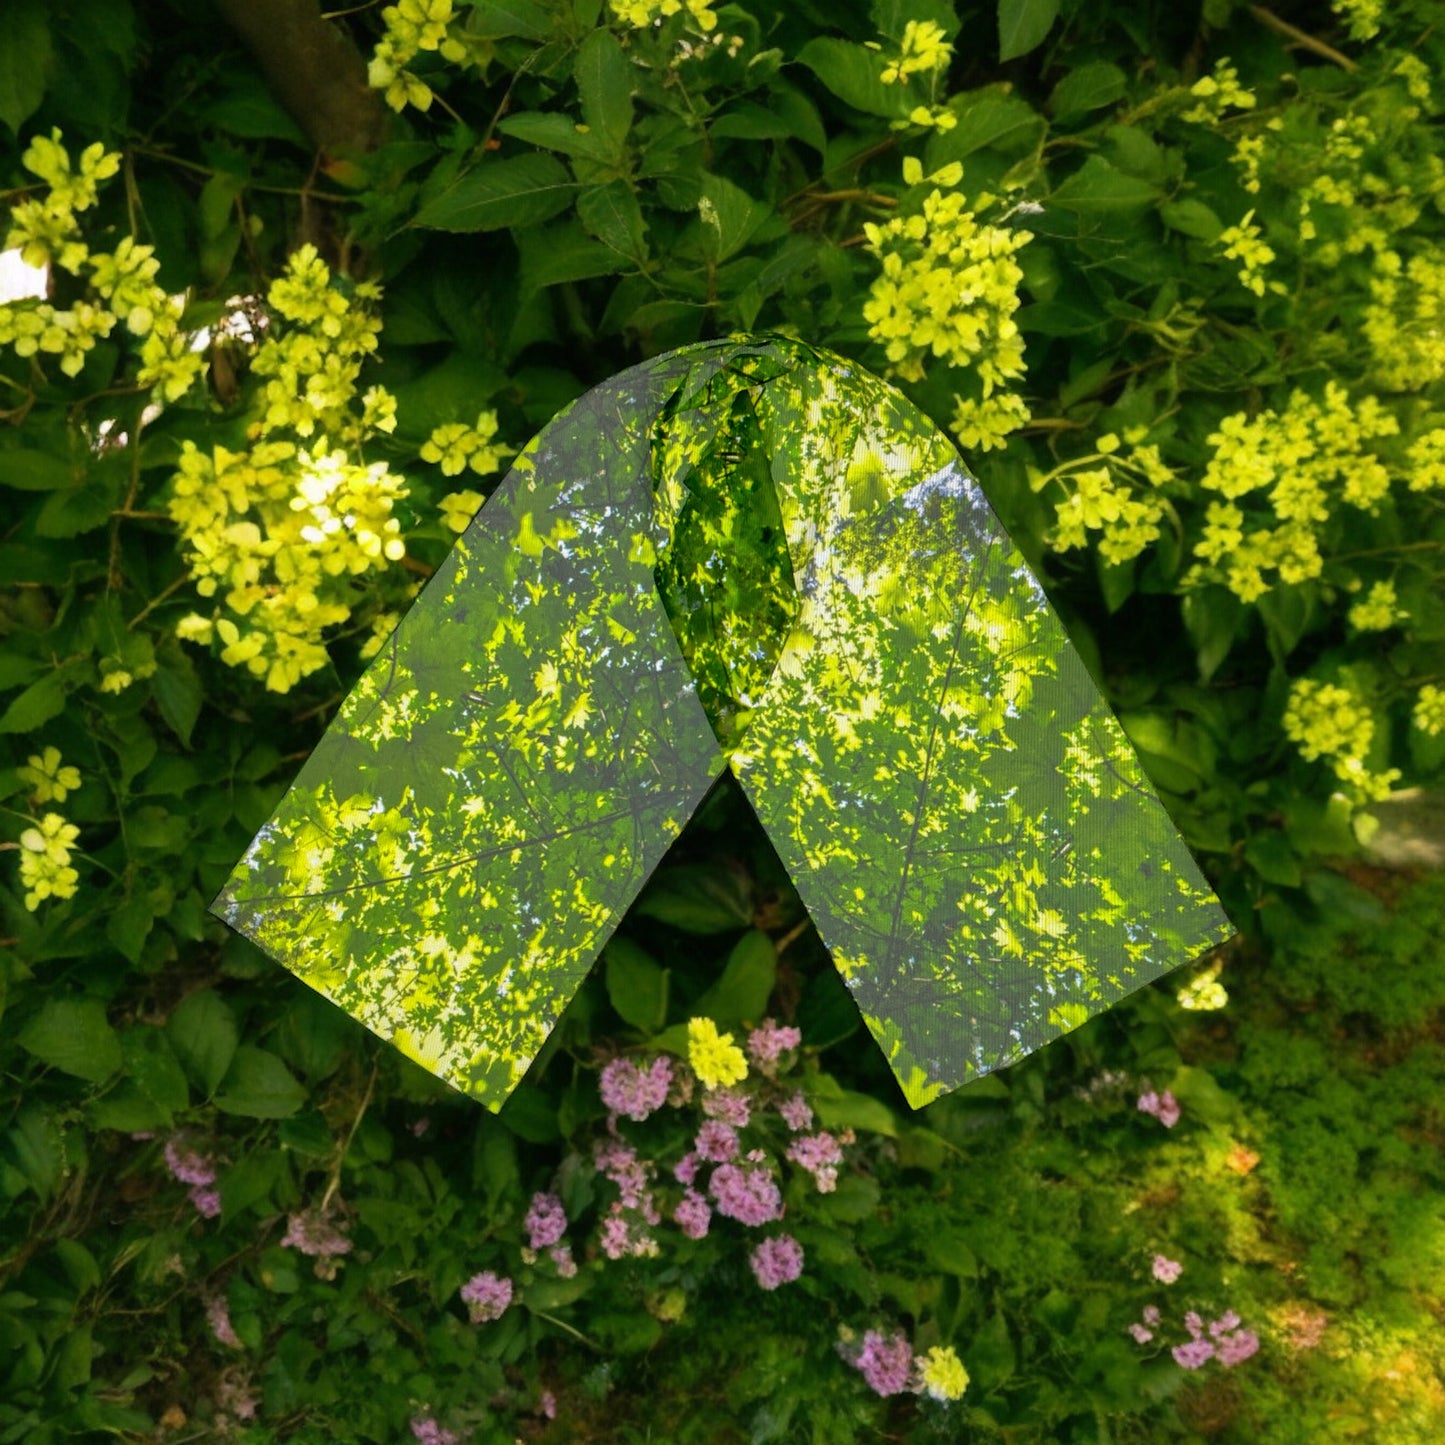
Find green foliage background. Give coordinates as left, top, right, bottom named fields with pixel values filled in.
left=2, top=0, right=1443, bottom=1440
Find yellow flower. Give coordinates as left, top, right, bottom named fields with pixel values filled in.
left=1413, top=684, right=1445, bottom=737
left=917, top=1345, right=969, bottom=1401
left=17, top=811, right=81, bottom=911
left=687, top=1016, right=747, bottom=1090
left=439, top=490, right=485, bottom=533
left=1347, top=579, right=1401, bottom=632
left=20, top=747, right=81, bottom=804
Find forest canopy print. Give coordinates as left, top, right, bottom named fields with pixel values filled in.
left=213, top=336, right=1234, bottom=1110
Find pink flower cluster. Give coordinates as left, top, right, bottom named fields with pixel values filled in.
left=848, top=1329, right=914, bottom=1396
left=1137, top=1089, right=1181, bottom=1128
left=701, top=1087, right=751, bottom=1128
left=524, top=1191, right=567, bottom=1250
left=460, top=1269, right=513, bottom=1323
left=709, top=1158, right=783, bottom=1226
left=1152, top=1254, right=1182, bottom=1284
left=695, top=1119, right=739, bottom=1163
left=594, top=1138, right=661, bottom=1258
left=787, top=1131, right=843, bottom=1193
left=279, top=1208, right=352, bottom=1258
left=749, top=1233, right=804, bottom=1290
left=411, top=1417, right=459, bottom=1445
left=206, top=1293, right=243, bottom=1349
left=1129, top=1303, right=1260, bottom=1370
left=777, top=1091, right=813, bottom=1131
left=599, top=1055, right=673, bottom=1122
left=674, top=1188, right=711, bottom=1239
left=746, top=1018, right=801, bottom=1073
left=164, top=1135, right=222, bottom=1218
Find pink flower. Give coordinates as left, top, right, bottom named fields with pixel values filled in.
left=1138, top=1089, right=1181, bottom=1127
left=749, top=1234, right=804, bottom=1290
left=1217, top=1327, right=1260, bottom=1367
left=599, top=1208, right=656, bottom=1259
left=460, top=1270, right=512, bottom=1323
left=206, top=1294, right=242, bottom=1349
left=1142, top=1305, right=1161, bottom=1326
left=709, top=1162, right=783, bottom=1226
left=411, top=1418, right=459, bottom=1445
left=850, top=1329, right=914, bottom=1396
left=538, top=1390, right=557, bottom=1420
left=524, top=1192, right=567, bottom=1250
left=1172, top=1338, right=1215, bottom=1370
left=1128, top=1323, right=1154, bottom=1344
left=279, top=1209, right=352, bottom=1257
left=695, top=1120, right=739, bottom=1163
left=673, top=1151, right=699, bottom=1187
left=1152, top=1254, right=1183, bottom=1284
left=164, top=1136, right=217, bottom=1187
left=189, top=1184, right=223, bottom=1219
left=746, top=1019, right=801, bottom=1072
left=549, top=1243, right=577, bottom=1278
left=1209, top=1310, right=1241, bottom=1336
left=787, top=1131, right=843, bottom=1193
left=674, top=1188, right=711, bottom=1239
left=777, top=1091, right=814, bottom=1132
left=599, top=1055, right=673, bottom=1122
left=701, top=1087, right=751, bottom=1128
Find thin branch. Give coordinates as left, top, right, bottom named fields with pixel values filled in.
left=1248, top=5, right=1358, bottom=71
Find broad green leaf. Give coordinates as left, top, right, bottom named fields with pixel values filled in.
left=106, top=894, right=156, bottom=965
left=152, top=653, right=203, bottom=747
left=997, top=0, right=1059, bottom=62
left=518, top=220, right=625, bottom=294
left=413, top=153, right=576, bottom=232
left=0, top=0, right=51, bottom=134
left=927, top=87, right=1045, bottom=166
left=19, top=998, right=124, bottom=1084
left=1, top=451, right=73, bottom=491
left=468, top=0, right=556, bottom=38
left=695, top=928, right=776, bottom=1027
left=698, top=173, right=770, bottom=263
left=604, top=938, right=669, bottom=1033
left=636, top=863, right=752, bottom=933
left=0, top=673, right=67, bottom=734
left=497, top=111, right=612, bottom=161
left=213, top=1045, right=305, bottom=1119
left=795, top=37, right=909, bottom=120
left=1049, top=155, right=1159, bottom=213
left=577, top=180, right=648, bottom=260
left=1049, top=62, right=1127, bottom=119
left=1160, top=198, right=1223, bottom=240
left=166, top=989, right=239, bottom=1097
left=575, top=27, right=633, bottom=160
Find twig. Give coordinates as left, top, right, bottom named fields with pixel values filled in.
left=1248, top=5, right=1357, bottom=71
left=319, top=1058, right=378, bottom=1214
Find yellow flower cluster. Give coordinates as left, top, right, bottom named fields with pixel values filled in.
left=863, top=181, right=1031, bottom=390
left=1176, top=960, right=1229, bottom=1011
left=1331, top=0, right=1383, bottom=40
left=686, top=1016, right=747, bottom=1090
left=17, top=812, right=81, bottom=911
left=1414, top=684, right=1445, bottom=737
left=917, top=1344, right=969, bottom=1402
left=609, top=0, right=718, bottom=32
left=0, top=132, right=206, bottom=397
left=877, top=20, right=952, bottom=85
left=169, top=245, right=410, bottom=693
left=1406, top=429, right=1445, bottom=491
left=1282, top=678, right=1399, bottom=802
left=1179, top=59, right=1257, bottom=124
left=1045, top=430, right=1173, bottom=565
left=950, top=390, right=1031, bottom=452
left=1363, top=249, right=1445, bottom=393
left=438, top=489, right=485, bottom=533
left=420, top=410, right=512, bottom=477
left=1347, top=579, right=1402, bottom=633
left=1186, top=383, right=1399, bottom=602
left=368, top=0, right=466, bottom=113
left=19, top=747, right=81, bottom=804
left=1216, top=210, right=1283, bottom=298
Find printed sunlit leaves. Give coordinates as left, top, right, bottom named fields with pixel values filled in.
left=213, top=336, right=1234, bottom=1111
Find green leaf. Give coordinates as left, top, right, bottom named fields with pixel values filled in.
left=928, top=87, right=1044, bottom=165
left=698, top=173, right=769, bottom=263
left=152, top=652, right=203, bottom=747
left=0, top=672, right=67, bottom=733
left=413, top=154, right=576, bottom=232
left=106, top=894, right=155, bottom=965
left=575, top=27, right=632, bottom=160
left=695, top=928, right=776, bottom=1027
left=577, top=180, right=648, bottom=260
left=1050, top=155, right=1159, bottom=213
left=1245, top=828, right=1303, bottom=887
left=1159, top=198, right=1223, bottom=240
left=1049, top=62, right=1127, bottom=119
left=213, top=1045, right=305, bottom=1119
left=0, top=451, right=73, bottom=491
left=497, top=111, right=612, bottom=161
left=795, top=37, right=908, bottom=120
left=18, top=998, right=123, bottom=1084
left=635, top=863, right=752, bottom=933
left=35, top=484, right=117, bottom=538
left=0, top=0, right=51, bottom=134
left=166, top=990, right=239, bottom=1098
left=468, top=0, right=556, bottom=38
left=604, top=938, right=669, bottom=1033
left=812, top=1085, right=899, bottom=1138
left=997, top=0, right=1059, bottom=62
